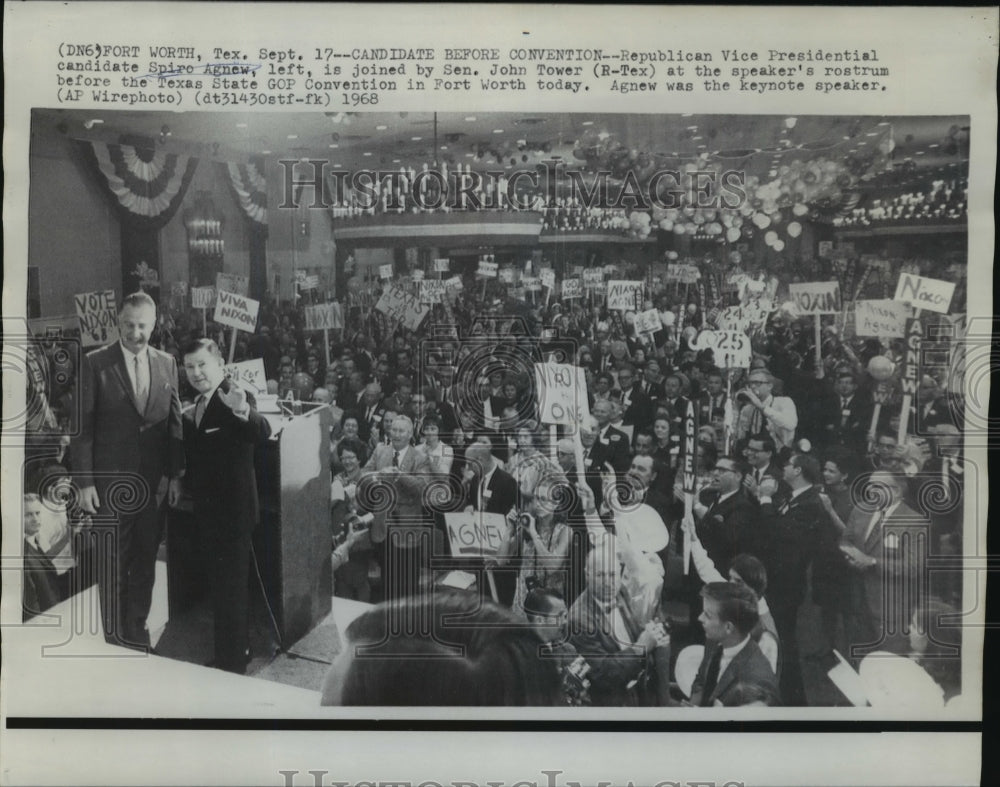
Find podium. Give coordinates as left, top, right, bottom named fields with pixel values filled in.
left=167, top=406, right=333, bottom=648
left=254, top=406, right=333, bottom=645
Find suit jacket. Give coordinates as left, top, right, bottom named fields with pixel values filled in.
left=73, top=342, right=184, bottom=495
left=689, top=638, right=779, bottom=706
left=842, top=501, right=928, bottom=633
left=182, top=386, right=272, bottom=531
left=466, top=466, right=518, bottom=516
left=809, top=390, right=873, bottom=451
left=619, top=383, right=653, bottom=429
left=697, top=391, right=729, bottom=428
left=696, top=488, right=760, bottom=571
left=589, top=424, right=632, bottom=475
left=760, top=485, right=828, bottom=609
left=568, top=589, right=645, bottom=706
left=363, top=443, right=431, bottom=544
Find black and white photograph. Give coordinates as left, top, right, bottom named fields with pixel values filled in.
left=2, top=5, right=994, bottom=787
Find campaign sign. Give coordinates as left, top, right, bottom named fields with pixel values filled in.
left=378, top=264, right=394, bottom=280
left=561, top=278, right=583, bottom=299
left=607, top=280, right=644, bottom=311
left=498, top=267, right=516, bottom=284
left=634, top=308, right=662, bottom=335
left=583, top=268, right=604, bottom=290
left=523, top=276, right=542, bottom=292
left=419, top=280, right=448, bottom=305
left=216, top=272, right=249, bottom=297
left=534, top=361, right=591, bottom=426
left=689, top=330, right=751, bottom=368
left=74, top=289, right=119, bottom=347
left=223, top=358, right=267, bottom=396
left=445, top=512, right=508, bottom=558
left=855, top=300, right=910, bottom=338
left=191, top=286, right=216, bottom=309
left=901, top=318, right=923, bottom=396
left=303, top=302, right=343, bottom=331
left=375, top=283, right=430, bottom=331
left=433, top=258, right=450, bottom=273
left=893, top=272, right=955, bottom=314
left=477, top=260, right=499, bottom=278
left=214, top=290, right=260, bottom=333
left=540, top=269, right=556, bottom=289
left=788, top=281, right=842, bottom=314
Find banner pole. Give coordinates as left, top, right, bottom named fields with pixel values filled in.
left=228, top=327, right=238, bottom=363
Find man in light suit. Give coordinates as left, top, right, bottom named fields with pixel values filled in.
left=733, top=368, right=798, bottom=450
left=181, top=338, right=272, bottom=673
left=841, top=470, right=930, bottom=664
left=362, top=415, right=431, bottom=601
left=689, top=581, right=779, bottom=706
left=73, top=291, right=184, bottom=649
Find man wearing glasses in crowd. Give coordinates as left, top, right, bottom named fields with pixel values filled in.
left=690, top=456, right=760, bottom=573
left=734, top=369, right=798, bottom=450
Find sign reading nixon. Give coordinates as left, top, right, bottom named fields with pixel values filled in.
left=788, top=281, right=842, bottom=314
left=893, top=272, right=955, bottom=314
left=214, top=290, right=260, bottom=332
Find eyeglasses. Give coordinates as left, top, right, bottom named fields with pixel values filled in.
left=748, top=380, right=769, bottom=387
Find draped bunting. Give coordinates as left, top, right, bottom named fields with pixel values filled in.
left=77, top=139, right=199, bottom=301
left=80, top=140, right=199, bottom=226
left=222, top=159, right=268, bottom=226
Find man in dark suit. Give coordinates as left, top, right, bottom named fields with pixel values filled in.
left=181, top=338, right=272, bottom=673
left=352, top=383, right=385, bottom=444
left=692, top=456, right=760, bottom=572
left=615, top=364, right=653, bottom=431
left=808, top=370, right=873, bottom=453
left=741, top=434, right=783, bottom=502
left=589, top=400, right=632, bottom=476
left=696, top=369, right=729, bottom=434
left=362, top=414, right=431, bottom=601
left=840, top=470, right=932, bottom=664
left=689, top=581, right=779, bottom=706
left=73, top=291, right=184, bottom=648
left=462, top=441, right=519, bottom=604
left=757, top=453, right=829, bottom=706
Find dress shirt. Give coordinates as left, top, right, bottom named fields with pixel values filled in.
left=718, top=635, right=752, bottom=679
left=120, top=343, right=150, bottom=402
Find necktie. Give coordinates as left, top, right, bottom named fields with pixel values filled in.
left=392, top=449, right=400, bottom=468
left=865, top=510, right=886, bottom=544
left=700, top=646, right=723, bottom=706
left=194, top=395, right=207, bottom=427
left=134, top=354, right=149, bottom=412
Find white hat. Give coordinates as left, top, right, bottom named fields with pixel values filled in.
left=613, top=503, right=669, bottom=553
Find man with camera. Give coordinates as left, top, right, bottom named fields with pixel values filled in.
left=733, top=368, right=798, bottom=451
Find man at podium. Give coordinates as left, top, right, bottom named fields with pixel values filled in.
left=181, top=338, right=273, bottom=673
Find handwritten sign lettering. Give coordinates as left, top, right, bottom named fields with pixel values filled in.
left=375, top=283, right=430, bottom=331
left=74, top=289, right=119, bottom=348
left=634, top=308, right=662, bottom=335
left=445, top=512, right=508, bottom=558
left=788, top=281, right=842, bottom=314
left=534, top=362, right=591, bottom=426
left=223, top=359, right=267, bottom=396
left=303, top=302, right=343, bottom=331
left=854, top=300, right=910, bottom=338
left=378, top=264, right=394, bottom=280
left=216, top=273, right=248, bottom=297
left=433, top=258, right=450, bottom=273
left=214, top=290, right=260, bottom=333
left=419, top=280, right=447, bottom=304
left=607, top=280, right=644, bottom=311
left=689, top=330, right=751, bottom=368
left=191, top=286, right=216, bottom=309
left=893, top=272, right=955, bottom=314
left=561, top=278, right=583, bottom=299
left=583, top=269, right=604, bottom=290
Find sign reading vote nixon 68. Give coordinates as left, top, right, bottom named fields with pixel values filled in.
left=214, top=290, right=260, bottom=332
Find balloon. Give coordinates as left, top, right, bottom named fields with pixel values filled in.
left=753, top=212, right=771, bottom=229
left=787, top=221, right=802, bottom=238
left=773, top=239, right=785, bottom=252
left=726, top=227, right=742, bottom=243
left=659, top=219, right=674, bottom=231
left=764, top=230, right=778, bottom=245
left=867, top=356, right=896, bottom=381
left=792, top=202, right=809, bottom=216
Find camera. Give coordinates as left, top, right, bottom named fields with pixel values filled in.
left=518, top=513, right=535, bottom=532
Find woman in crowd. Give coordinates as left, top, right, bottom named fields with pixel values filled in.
left=330, top=437, right=373, bottom=602
left=417, top=416, right=454, bottom=476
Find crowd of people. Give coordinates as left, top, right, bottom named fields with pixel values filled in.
left=22, top=252, right=966, bottom=707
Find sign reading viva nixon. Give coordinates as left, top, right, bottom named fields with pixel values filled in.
left=214, top=290, right=260, bottom=332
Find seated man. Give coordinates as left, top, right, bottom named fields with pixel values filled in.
left=567, top=534, right=671, bottom=706
left=688, top=581, right=780, bottom=707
